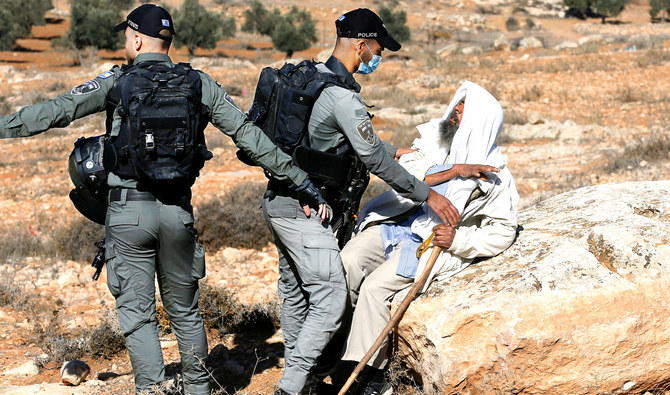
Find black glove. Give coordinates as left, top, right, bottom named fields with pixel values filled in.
left=295, top=177, right=326, bottom=207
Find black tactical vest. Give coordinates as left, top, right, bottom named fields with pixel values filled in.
left=104, top=61, right=212, bottom=191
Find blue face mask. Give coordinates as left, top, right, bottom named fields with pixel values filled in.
left=356, top=42, right=382, bottom=74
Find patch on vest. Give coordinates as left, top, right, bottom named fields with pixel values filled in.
left=356, top=119, right=375, bottom=145
left=71, top=80, right=100, bottom=95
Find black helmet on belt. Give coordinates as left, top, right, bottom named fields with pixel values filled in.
left=68, top=135, right=108, bottom=225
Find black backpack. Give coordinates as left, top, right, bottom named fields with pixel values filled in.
left=245, top=60, right=351, bottom=156
left=105, top=62, right=212, bottom=190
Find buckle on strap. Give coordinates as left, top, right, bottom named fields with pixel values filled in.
left=145, top=131, right=155, bottom=152
left=176, top=129, right=185, bottom=156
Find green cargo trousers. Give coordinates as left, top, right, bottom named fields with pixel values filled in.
left=262, top=193, right=347, bottom=394
left=104, top=189, right=209, bottom=394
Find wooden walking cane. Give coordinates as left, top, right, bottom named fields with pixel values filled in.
left=338, top=236, right=443, bottom=395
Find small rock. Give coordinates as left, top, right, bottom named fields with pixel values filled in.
left=519, top=36, right=543, bottom=50
left=494, top=34, right=510, bottom=51
left=578, top=34, right=603, bottom=46
left=437, top=43, right=459, bottom=56
left=462, top=46, right=483, bottom=55
left=1, top=360, right=40, bottom=377
left=553, top=41, right=578, bottom=51
left=58, top=272, right=79, bottom=288
left=61, top=360, right=91, bottom=386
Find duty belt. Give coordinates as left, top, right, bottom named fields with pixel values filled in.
left=108, top=188, right=157, bottom=202
left=266, top=179, right=298, bottom=199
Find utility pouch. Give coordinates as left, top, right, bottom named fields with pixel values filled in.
left=292, top=146, right=353, bottom=189
left=276, top=88, right=314, bottom=149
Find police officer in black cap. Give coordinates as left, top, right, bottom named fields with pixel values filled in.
left=264, top=8, right=460, bottom=395
left=0, top=4, right=325, bottom=394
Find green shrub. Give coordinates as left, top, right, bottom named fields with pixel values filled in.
left=173, top=0, right=236, bottom=56
left=563, top=0, right=630, bottom=23
left=270, top=7, right=317, bottom=58
left=378, top=5, right=411, bottom=42
left=591, top=0, right=630, bottom=23
left=506, top=17, right=520, bottom=31
left=0, top=0, right=53, bottom=50
left=241, top=1, right=280, bottom=36
left=650, top=0, right=670, bottom=20
left=67, top=0, right=133, bottom=50
left=241, top=2, right=316, bottom=58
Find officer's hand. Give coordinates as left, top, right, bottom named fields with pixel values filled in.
left=432, top=224, right=455, bottom=249
left=454, top=164, right=499, bottom=181
left=296, top=177, right=329, bottom=222
left=425, top=189, right=459, bottom=227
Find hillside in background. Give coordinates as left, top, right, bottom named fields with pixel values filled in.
left=0, top=0, right=668, bottom=393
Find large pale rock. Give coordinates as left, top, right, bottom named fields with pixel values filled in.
left=395, top=181, right=670, bottom=394
left=0, top=360, right=39, bottom=377
left=61, top=360, right=90, bottom=386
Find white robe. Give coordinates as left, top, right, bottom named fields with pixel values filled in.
left=356, top=81, right=520, bottom=292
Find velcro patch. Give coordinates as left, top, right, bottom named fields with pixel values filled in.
left=224, top=92, right=244, bottom=115
left=356, top=118, right=376, bottom=145
left=97, top=71, right=114, bottom=79
left=71, top=80, right=100, bottom=95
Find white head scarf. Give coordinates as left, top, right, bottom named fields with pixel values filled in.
left=408, top=81, right=512, bottom=291
left=355, top=81, right=509, bottom=233
left=410, top=80, right=507, bottom=239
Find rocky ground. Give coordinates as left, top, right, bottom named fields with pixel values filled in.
left=0, top=0, right=669, bottom=393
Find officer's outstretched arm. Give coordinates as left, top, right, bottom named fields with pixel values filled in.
left=0, top=69, right=118, bottom=139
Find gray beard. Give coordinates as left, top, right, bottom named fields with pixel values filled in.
left=439, top=118, right=459, bottom=149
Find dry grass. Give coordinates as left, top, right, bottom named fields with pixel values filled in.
left=197, top=283, right=280, bottom=337
left=386, top=354, right=423, bottom=394
left=33, top=311, right=125, bottom=367
left=0, top=217, right=104, bottom=264
left=195, top=181, right=271, bottom=251
left=604, top=132, right=670, bottom=173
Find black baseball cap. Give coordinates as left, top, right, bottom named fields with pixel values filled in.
left=335, top=8, right=401, bottom=52
left=113, top=4, right=175, bottom=41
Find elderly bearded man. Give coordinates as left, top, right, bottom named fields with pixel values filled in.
left=336, top=81, right=520, bottom=394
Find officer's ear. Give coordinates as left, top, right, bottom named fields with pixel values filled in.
left=132, top=30, right=143, bottom=52
left=354, top=39, right=366, bottom=55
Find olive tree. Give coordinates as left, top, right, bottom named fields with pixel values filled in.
left=591, top=0, right=630, bottom=23
left=270, top=7, right=317, bottom=58
left=242, top=0, right=280, bottom=36
left=172, top=0, right=235, bottom=56
left=378, top=5, right=410, bottom=42
left=650, top=0, right=670, bottom=21
left=66, top=0, right=133, bottom=50
left=0, top=0, right=53, bottom=50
